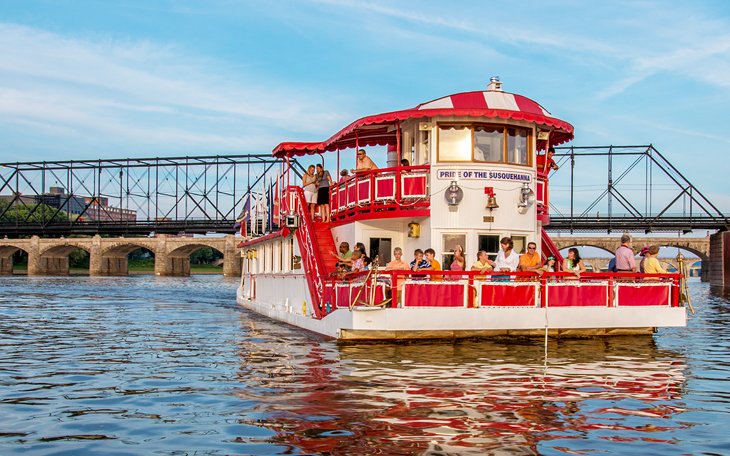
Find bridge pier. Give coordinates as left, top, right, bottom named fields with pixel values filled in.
left=0, top=255, right=13, bottom=275
left=709, top=232, right=730, bottom=289
left=223, top=235, right=242, bottom=277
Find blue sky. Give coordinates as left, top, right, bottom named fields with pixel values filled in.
left=2, top=0, right=729, bottom=212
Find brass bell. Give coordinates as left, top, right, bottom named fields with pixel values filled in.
left=486, top=195, right=499, bottom=210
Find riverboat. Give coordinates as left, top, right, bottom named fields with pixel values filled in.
left=236, top=78, right=687, bottom=341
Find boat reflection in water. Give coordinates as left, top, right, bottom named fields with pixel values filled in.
left=235, top=331, right=686, bottom=455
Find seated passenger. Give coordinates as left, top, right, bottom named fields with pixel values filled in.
left=518, top=242, right=543, bottom=272
left=330, top=241, right=354, bottom=271
left=400, top=158, right=410, bottom=166
left=424, top=248, right=442, bottom=281
left=470, top=250, right=494, bottom=279
left=562, top=247, right=586, bottom=277
left=351, top=250, right=365, bottom=272
left=643, top=245, right=668, bottom=275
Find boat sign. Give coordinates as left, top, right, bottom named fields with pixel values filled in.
left=437, top=169, right=532, bottom=182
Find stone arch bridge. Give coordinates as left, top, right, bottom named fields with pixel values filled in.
left=0, top=235, right=242, bottom=277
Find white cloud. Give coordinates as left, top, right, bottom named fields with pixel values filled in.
left=0, top=22, right=349, bottom=158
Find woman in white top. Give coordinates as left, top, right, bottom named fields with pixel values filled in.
left=562, top=248, right=586, bottom=277
left=494, top=237, right=520, bottom=272
left=302, top=165, right=317, bottom=220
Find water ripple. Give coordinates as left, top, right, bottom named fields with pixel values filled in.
left=0, top=276, right=729, bottom=454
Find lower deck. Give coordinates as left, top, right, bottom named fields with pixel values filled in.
left=237, top=272, right=687, bottom=341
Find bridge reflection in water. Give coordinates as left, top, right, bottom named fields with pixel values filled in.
left=235, top=334, right=686, bottom=454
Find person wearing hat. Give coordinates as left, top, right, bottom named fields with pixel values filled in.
left=638, top=245, right=650, bottom=273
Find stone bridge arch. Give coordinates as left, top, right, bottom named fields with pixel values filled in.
left=36, top=240, right=92, bottom=275
left=155, top=236, right=241, bottom=277
left=0, top=241, right=30, bottom=275
left=97, top=240, right=159, bottom=276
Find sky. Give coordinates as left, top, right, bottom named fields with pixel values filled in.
left=2, top=0, right=730, bottom=214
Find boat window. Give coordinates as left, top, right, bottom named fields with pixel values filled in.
left=369, top=237, right=391, bottom=266
left=441, top=233, right=466, bottom=270
left=474, top=126, right=505, bottom=163
left=478, top=234, right=501, bottom=262
left=511, top=235, right=527, bottom=254
left=437, top=125, right=471, bottom=162
left=507, top=128, right=529, bottom=165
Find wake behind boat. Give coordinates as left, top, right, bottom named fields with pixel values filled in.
left=236, top=78, right=687, bottom=341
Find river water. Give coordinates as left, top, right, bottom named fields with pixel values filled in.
left=0, top=275, right=728, bottom=455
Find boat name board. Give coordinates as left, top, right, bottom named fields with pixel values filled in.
left=437, top=169, right=532, bottom=182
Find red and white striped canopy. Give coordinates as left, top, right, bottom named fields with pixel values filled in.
left=273, top=90, right=573, bottom=157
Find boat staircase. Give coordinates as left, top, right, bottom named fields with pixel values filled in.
left=541, top=227, right=565, bottom=265
left=286, top=186, right=337, bottom=318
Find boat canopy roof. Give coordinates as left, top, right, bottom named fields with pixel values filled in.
left=273, top=89, right=574, bottom=158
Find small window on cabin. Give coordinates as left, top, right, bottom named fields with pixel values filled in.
left=438, top=126, right=471, bottom=162
left=507, top=128, right=529, bottom=165
left=511, top=235, right=527, bottom=254
left=474, top=126, right=505, bottom=163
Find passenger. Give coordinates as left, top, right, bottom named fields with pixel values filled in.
left=386, top=247, right=409, bottom=304
left=470, top=250, right=494, bottom=280
left=643, top=245, right=668, bottom=275
left=638, top=245, right=650, bottom=273
left=302, top=165, right=318, bottom=220
left=424, top=248, right=442, bottom=280
left=614, top=234, right=637, bottom=272
left=410, top=248, right=431, bottom=279
left=400, top=158, right=410, bottom=167
left=563, top=247, right=587, bottom=277
left=315, top=164, right=333, bottom=223
left=352, top=149, right=378, bottom=174
left=339, top=169, right=349, bottom=181
left=351, top=249, right=365, bottom=272
left=495, top=237, right=520, bottom=272
left=330, top=241, right=353, bottom=269
left=537, top=146, right=559, bottom=173
left=355, top=242, right=366, bottom=256
left=538, top=256, right=557, bottom=275
left=518, top=241, right=543, bottom=272
left=450, top=245, right=466, bottom=272
left=386, top=247, right=409, bottom=270
left=362, top=255, right=372, bottom=271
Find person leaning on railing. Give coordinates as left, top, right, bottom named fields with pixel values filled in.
left=352, top=149, right=378, bottom=174
left=470, top=250, right=494, bottom=280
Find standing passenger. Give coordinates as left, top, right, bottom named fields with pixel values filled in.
left=352, top=149, right=378, bottom=174
left=643, top=245, right=668, bottom=274
left=495, top=237, right=520, bottom=272
left=302, top=165, right=317, bottom=220
left=518, top=242, right=543, bottom=272
left=614, top=234, right=636, bottom=272
left=315, top=164, right=333, bottom=223
left=424, top=248, right=442, bottom=280
left=563, top=248, right=587, bottom=277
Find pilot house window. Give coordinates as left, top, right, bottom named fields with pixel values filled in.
left=438, top=124, right=531, bottom=166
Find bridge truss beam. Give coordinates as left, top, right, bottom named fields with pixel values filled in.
left=0, top=154, right=303, bottom=236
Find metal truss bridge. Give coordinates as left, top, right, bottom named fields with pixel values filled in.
left=545, top=145, right=729, bottom=233
left=0, top=154, right=304, bottom=236
left=0, top=145, right=727, bottom=236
